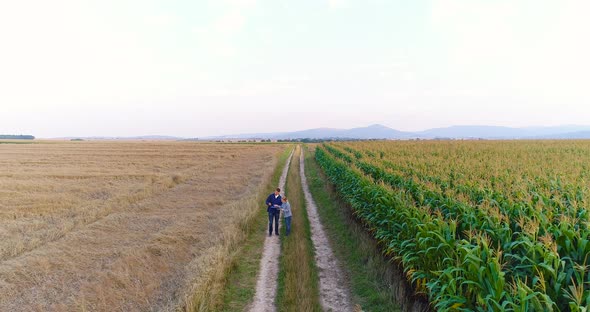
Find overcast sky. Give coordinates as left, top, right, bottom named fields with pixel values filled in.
left=1, top=0, right=589, bottom=137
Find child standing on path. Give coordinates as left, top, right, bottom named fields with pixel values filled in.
left=281, top=197, right=292, bottom=236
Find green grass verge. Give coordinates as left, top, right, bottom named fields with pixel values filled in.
left=303, top=146, right=402, bottom=312
left=220, top=145, right=294, bottom=311
left=276, top=146, right=321, bottom=312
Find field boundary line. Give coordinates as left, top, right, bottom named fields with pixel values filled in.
left=249, top=150, right=293, bottom=311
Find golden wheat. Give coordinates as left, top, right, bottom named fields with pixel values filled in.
left=0, top=141, right=284, bottom=311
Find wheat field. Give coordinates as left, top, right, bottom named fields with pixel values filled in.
left=0, top=141, right=284, bottom=311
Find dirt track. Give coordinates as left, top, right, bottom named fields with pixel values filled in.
left=249, top=151, right=293, bottom=312
left=250, top=148, right=353, bottom=311
left=300, top=149, right=353, bottom=312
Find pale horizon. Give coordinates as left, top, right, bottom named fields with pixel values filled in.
left=27, top=122, right=590, bottom=139
left=2, top=0, right=589, bottom=138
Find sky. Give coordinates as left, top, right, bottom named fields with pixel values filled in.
left=1, top=0, right=589, bottom=138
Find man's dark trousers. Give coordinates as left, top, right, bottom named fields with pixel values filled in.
left=268, top=208, right=280, bottom=235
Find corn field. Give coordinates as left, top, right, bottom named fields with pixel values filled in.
left=315, top=141, right=590, bottom=311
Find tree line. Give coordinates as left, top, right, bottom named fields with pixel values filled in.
left=0, top=135, right=35, bottom=140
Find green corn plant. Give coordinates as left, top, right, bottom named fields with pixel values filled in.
left=317, top=142, right=590, bottom=311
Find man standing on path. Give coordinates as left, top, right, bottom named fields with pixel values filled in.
left=265, top=188, right=282, bottom=236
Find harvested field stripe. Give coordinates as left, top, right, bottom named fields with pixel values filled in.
left=299, top=146, right=353, bottom=311
left=249, top=150, right=294, bottom=311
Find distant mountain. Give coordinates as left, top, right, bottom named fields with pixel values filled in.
left=534, top=130, right=590, bottom=139
left=207, top=124, right=416, bottom=140
left=416, top=126, right=530, bottom=139
left=277, top=124, right=415, bottom=139
left=339, top=124, right=415, bottom=139
left=208, top=124, right=590, bottom=140
left=522, top=126, right=590, bottom=137
left=275, top=128, right=343, bottom=139
left=417, top=125, right=590, bottom=139
left=208, top=128, right=342, bottom=140
left=51, top=124, right=590, bottom=141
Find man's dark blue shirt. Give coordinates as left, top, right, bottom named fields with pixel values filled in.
left=266, top=193, right=282, bottom=212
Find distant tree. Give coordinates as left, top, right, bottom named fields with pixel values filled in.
left=0, top=135, right=35, bottom=140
